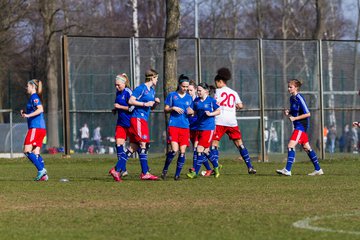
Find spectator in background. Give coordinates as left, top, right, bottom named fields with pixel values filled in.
left=270, top=126, right=279, bottom=152
left=343, top=124, right=352, bottom=152
left=80, top=123, right=90, bottom=152
left=93, top=126, right=101, bottom=153
left=327, top=125, right=337, bottom=153
left=351, top=125, right=358, bottom=154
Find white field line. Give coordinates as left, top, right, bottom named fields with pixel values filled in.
left=293, top=212, right=360, bottom=235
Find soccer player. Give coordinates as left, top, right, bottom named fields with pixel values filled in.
left=276, top=79, right=324, bottom=176
left=21, top=79, right=48, bottom=181
left=161, top=74, right=194, bottom=180
left=211, top=68, right=257, bottom=176
left=108, top=73, right=132, bottom=182
left=111, top=69, right=160, bottom=181
left=187, top=80, right=213, bottom=176
left=187, top=82, right=220, bottom=179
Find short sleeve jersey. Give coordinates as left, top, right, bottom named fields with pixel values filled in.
left=115, top=87, right=132, bottom=128
left=165, top=91, right=193, bottom=128
left=131, top=83, right=155, bottom=121
left=214, top=86, right=242, bottom=127
left=290, top=93, right=310, bottom=132
left=26, top=93, right=46, bottom=129
left=193, top=96, right=220, bottom=131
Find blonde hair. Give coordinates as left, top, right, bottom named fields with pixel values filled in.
left=28, top=79, right=43, bottom=101
left=288, top=79, right=303, bottom=88
left=116, top=73, right=130, bottom=88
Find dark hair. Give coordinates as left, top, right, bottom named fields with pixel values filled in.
left=178, top=74, right=190, bottom=84
left=214, top=67, right=232, bottom=82
left=288, top=79, right=303, bottom=88
left=209, top=85, right=216, bottom=97
left=145, top=69, right=158, bottom=82
left=198, top=82, right=209, bottom=90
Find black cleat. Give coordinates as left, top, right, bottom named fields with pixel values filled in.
left=248, top=168, right=257, bottom=174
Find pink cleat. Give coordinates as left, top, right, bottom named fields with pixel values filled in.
left=140, top=172, right=159, bottom=180
left=109, top=168, right=122, bottom=182
left=38, top=175, right=48, bottom=181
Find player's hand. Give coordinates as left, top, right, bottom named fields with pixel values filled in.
left=205, top=111, right=212, bottom=116
left=289, top=116, right=295, bottom=122
left=155, top=98, right=160, bottom=104
left=20, top=110, right=26, bottom=118
left=172, top=107, right=184, bottom=114
left=186, top=107, right=194, bottom=115
left=145, top=101, right=155, bottom=107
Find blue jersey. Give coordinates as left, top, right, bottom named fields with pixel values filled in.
left=115, top=87, right=132, bottom=128
left=289, top=93, right=310, bottom=132
left=165, top=91, right=193, bottom=128
left=193, top=96, right=219, bottom=130
left=131, top=83, right=155, bottom=121
left=26, top=93, right=46, bottom=129
left=189, top=115, right=198, bottom=131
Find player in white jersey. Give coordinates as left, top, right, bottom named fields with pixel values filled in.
left=210, top=68, right=257, bottom=175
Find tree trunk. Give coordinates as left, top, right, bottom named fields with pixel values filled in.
left=163, top=0, right=180, bottom=151
left=131, top=0, right=141, bottom=86
left=40, top=0, right=60, bottom=147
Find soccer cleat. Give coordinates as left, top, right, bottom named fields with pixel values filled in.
left=308, top=169, right=324, bottom=176
left=161, top=170, right=167, bottom=180
left=248, top=168, right=257, bottom=174
left=276, top=168, right=292, bottom=176
left=218, top=164, right=223, bottom=170
left=202, top=170, right=213, bottom=177
left=34, top=168, right=47, bottom=181
left=140, top=172, right=159, bottom=180
left=109, top=168, right=122, bottom=182
left=121, top=171, right=129, bottom=177
left=174, top=175, right=180, bottom=181
left=37, top=174, right=48, bottom=181
left=213, top=167, right=220, bottom=178
left=108, top=167, right=115, bottom=175
left=186, top=172, right=198, bottom=179
left=188, top=167, right=195, bottom=173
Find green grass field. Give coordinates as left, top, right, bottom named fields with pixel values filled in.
left=0, top=154, right=359, bottom=240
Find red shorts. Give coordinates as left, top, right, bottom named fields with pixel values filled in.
left=196, top=130, right=214, bottom=148
left=213, top=125, right=242, bottom=141
left=115, top=125, right=130, bottom=140
left=24, top=128, right=46, bottom=148
left=167, top=126, right=190, bottom=146
left=129, top=118, right=150, bottom=143
left=290, top=129, right=309, bottom=145
left=190, top=130, right=197, bottom=145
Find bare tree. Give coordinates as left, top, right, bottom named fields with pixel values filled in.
left=163, top=0, right=180, bottom=150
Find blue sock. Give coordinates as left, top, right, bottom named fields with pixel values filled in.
left=195, top=152, right=204, bottom=174
left=239, top=145, right=253, bottom=169
left=163, top=151, right=176, bottom=172
left=37, top=154, right=45, bottom=169
left=25, top=152, right=42, bottom=171
left=307, top=150, right=321, bottom=171
left=206, top=149, right=218, bottom=168
left=138, top=148, right=149, bottom=174
left=211, top=147, right=219, bottom=163
left=175, top=153, right=186, bottom=177
left=286, top=148, right=296, bottom=171
left=203, top=160, right=212, bottom=170
left=192, top=149, right=197, bottom=169
left=115, top=145, right=124, bottom=172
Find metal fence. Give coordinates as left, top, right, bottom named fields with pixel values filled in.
left=61, top=36, right=359, bottom=161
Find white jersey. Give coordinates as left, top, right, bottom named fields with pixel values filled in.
left=214, top=86, right=242, bottom=127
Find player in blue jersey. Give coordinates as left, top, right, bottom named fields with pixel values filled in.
left=187, top=82, right=221, bottom=179
left=21, top=79, right=48, bottom=181
left=187, top=80, right=213, bottom=176
left=161, top=74, right=194, bottom=180
left=111, top=69, right=160, bottom=181
left=108, top=73, right=133, bottom=182
left=276, top=79, right=324, bottom=176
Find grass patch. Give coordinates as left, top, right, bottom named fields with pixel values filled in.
left=0, top=154, right=359, bottom=240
